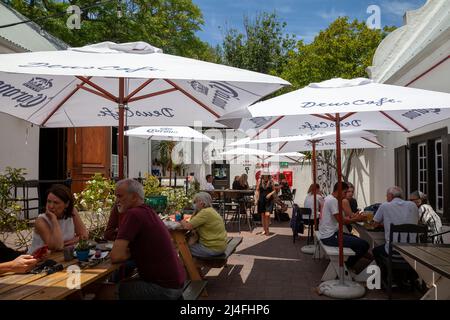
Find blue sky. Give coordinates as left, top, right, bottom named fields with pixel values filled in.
left=192, top=0, right=427, bottom=45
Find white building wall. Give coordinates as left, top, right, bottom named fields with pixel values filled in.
left=128, top=136, right=150, bottom=178
left=0, top=114, right=39, bottom=179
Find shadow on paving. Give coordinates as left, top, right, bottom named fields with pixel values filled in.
left=200, top=223, right=423, bottom=300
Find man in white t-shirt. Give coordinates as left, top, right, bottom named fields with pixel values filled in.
left=319, top=182, right=368, bottom=270
left=372, top=186, right=419, bottom=277
left=204, top=174, right=215, bottom=191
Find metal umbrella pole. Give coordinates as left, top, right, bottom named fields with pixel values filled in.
left=317, top=113, right=365, bottom=299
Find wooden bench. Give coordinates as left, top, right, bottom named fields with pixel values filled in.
left=182, top=280, right=208, bottom=300
left=194, top=237, right=243, bottom=268
left=313, top=231, right=355, bottom=281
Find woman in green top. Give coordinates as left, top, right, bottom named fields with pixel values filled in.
left=179, top=192, right=227, bottom=258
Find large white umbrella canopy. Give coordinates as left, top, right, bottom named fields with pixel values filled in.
left=229, top=130, right=384, bottom=152
left=218, top=77, right=450, bottom=294
left=208, top=148, right=303, bottom=165
left=217, top=78, right=450, bottom=135
left=0, top=41, right=289, bottom=178
left=124, top=126, right=213, bottom=142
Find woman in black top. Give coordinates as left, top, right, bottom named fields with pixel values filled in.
left=255, top=174, right=276, bottom=236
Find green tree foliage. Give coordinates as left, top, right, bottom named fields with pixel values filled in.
left=281, top=17, right=395, bottom=89
left=6, top=0, right=218, bottom=61
left=220, top=12, right=296, bottom=75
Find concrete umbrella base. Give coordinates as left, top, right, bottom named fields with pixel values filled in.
left=300, top=245, right=315, bottom=255
left=318, top=280, right=365, bottom=299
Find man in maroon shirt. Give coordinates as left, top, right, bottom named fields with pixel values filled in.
left=110, top=179, right=186, bottom=300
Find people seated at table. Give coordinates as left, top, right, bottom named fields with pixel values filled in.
left=273, top=183, right=289, bottom=221
left=342, top=183, right=359, bottom=233
left=204, top=174, right=215, bottom=191
left=232, top=175, right=241, bottom=190
left=372, top=186, right=419, bottom=278
left=279, top=175, right=292, bottom=201
left=28, top=184, right=88, bottom=253
left=409, top=191, right=443, bottom=243
left=0, top=241, right=37, bottom=274
left=256, top=173, right=276, bottom=236
left=179, top=192, right=227, bottom=258
left=110, top=179, right=186, bottom=300
left=233, top=174, right=249, bottom=190
left=318, top=182, right=368, bottom=272
left=304, top=183, right=324, bottom=216
left=346, top=182, right=359, bottom=214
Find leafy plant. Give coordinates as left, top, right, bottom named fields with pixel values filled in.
left=75, top=239, right=90, bottom=251
left=74, top=173, right=115, bottom=241
left=143, top=174, right=162, bottom=197
left=143, top=174, right=193, bottom=213
left=0, top=167, right=32, bottom=251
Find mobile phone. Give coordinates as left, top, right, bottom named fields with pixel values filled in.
left=32, top=245, right=48, bottom=259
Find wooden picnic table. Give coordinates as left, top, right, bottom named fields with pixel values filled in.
left=169, top=229, right=202, bottom=282
left=393, top=243, right=450, bottom=300
left=0, top=250, right=119, bottom=300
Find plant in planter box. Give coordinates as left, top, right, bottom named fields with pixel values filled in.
left=74, top=173, right=115, bottom=241
left=0, top=167, right=32, bottom=251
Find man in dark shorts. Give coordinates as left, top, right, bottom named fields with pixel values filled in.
left=110, top=179, right=186, bottom=300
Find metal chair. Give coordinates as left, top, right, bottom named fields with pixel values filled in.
left=380, top=223, right=428, bottom=299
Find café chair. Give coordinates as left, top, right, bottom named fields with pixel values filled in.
left=379, top=223, right=428, bottom=299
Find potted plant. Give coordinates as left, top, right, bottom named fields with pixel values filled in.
left=75, top=239, right=90, bottom=261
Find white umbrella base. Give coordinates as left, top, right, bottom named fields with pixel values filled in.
left=318, top=280, right=365, bottom=299
left=300, top=245, right=315, bottom=255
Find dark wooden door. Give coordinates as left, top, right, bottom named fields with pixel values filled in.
left=67, top=127, right=112, bottom=193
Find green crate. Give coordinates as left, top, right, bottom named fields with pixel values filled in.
left=145, top=196, right=167, bottom=213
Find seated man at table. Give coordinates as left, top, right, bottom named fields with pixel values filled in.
left=110, top=179, right=186, bottom=300
left=0, top=241, right=37, bottom=274
left=318, top=182, right=368, bottom=273
left=204, top=174, right=215, bottom=191
left=179, top=192, right=227, bottom=258
left=372, top=186, right=419, bottom=281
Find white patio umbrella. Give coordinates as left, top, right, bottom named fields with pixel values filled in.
left=124, top=126, right=213, bottom=142
left=230, top=130, right=384, bottom=255
left=217, top=77, right=450, bottom=298
left=124, top=126, right=213, bottom=175
left=0, top=41, right=289, bottom=178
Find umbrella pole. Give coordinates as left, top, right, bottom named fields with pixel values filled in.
left=335, top=114, right=345, bottom=285
left=312, top=141, right=317, bottom=231
left=118, top=78, right=125, bottom=180
left=301, top=140, right=318, bottom=255
left=318, top=114, right=364, bottom=298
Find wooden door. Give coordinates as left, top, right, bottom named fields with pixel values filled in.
left=67, top=127, right=112, bottom=193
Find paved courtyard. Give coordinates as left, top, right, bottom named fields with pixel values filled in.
left=201, top=215, right=422, bottom=300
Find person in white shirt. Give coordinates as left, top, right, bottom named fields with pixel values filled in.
left=372, top=186, right=419, bottom=267
left=304, top=183, right=324, bottom=218
left=204, top=174, right=215, bottom=191
left=318, top=182, right=368, bottom=270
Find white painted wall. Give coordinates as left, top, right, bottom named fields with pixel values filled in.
left=128, top=136, right=150, bottom=178
left=0, top=114, right=39, bottom=179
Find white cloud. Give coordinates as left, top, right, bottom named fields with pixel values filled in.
left=381, top=1, right=419, bottom=16
left=317, top=8, right=347, bottom=21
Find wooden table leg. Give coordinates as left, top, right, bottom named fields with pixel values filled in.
left=170, top=230, right=208, bottom=296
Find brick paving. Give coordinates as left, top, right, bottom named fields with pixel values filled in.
left=201, top=216, right=422, bottom=300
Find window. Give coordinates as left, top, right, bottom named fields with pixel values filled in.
left=111, top=154, right=127, bottom=178
left=435, top=140, right=444, bottom=213
left=417, top=143, right=427, bottom=194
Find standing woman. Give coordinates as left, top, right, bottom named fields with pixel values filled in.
left=28, top=184, right=88, bottom=253
left=255, top=174, right=276, bottom=236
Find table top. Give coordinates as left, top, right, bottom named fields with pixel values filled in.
left=393, top=243, right=450, bottom=279
left=0, top=250, right=119, bottom=300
